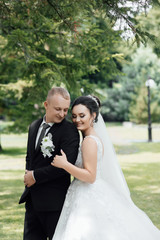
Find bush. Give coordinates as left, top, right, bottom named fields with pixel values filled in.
left=129, top=87, right=160, bottom=123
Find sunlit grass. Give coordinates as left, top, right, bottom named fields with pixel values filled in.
left=1, top=133, right=27, bottom=149
left=107, top=124, right=160, bottom=143
left=122, top=162, right=160, bottom=229
left=115, top=142, right=160, bottom=155
left=0, top=133, right=27, bottom=170
left=0, top=170, right=25, bottom=240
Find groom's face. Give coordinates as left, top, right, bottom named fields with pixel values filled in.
left=44, top=94, right=70, bottom=123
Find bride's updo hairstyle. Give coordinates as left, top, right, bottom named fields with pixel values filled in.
left=71, top=95, right=101, bottom=122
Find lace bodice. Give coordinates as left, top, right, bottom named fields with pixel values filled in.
left=75, top=135, right=103, bottom=180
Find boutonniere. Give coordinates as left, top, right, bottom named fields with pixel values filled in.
left=41, top=133, right=55, bottom=158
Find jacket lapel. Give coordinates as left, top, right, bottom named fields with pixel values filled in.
left=47, top=121, right=62, bottom=136
left=33, top=119, right=65, bottom=156
left=30, top=119, right=43, bottom=156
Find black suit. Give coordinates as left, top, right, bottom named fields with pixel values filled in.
left=19, top=118, right=79, bottom=240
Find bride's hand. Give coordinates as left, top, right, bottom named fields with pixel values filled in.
left=51, top=149, right=68, bottom=169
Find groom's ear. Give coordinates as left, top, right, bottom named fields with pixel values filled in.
left=44, top=101, right=48, bottom=109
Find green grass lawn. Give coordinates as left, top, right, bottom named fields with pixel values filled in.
left=121, top=160, right=160, bottom=228
left=0, top=133, right=26, bottom=240
left=0, top=125, right=160, bottom=239
left=0, top=170, right=25, bottom=240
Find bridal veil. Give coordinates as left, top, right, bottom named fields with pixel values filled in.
left=94, top=114, right=131, bottom=199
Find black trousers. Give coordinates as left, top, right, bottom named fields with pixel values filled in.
left=23, top=199, right=61, bottom=240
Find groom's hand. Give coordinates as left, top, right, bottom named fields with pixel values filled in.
left=24, top=170, right=36, bottom=187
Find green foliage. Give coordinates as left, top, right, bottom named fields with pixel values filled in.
left=129, top=87, right=160, bottom=123
left=0, top=1, right=124, bottom=130
left=101, top=85, right=133, bottom=121
left=0, top=0, right=160, bottom=131
left=126, top=45, right=160, bottom=123
left=102, top=44, right=160, bottom=123
left=136, top=7, right=160, bottom=56
left=101, top=70, right=140, bottom=121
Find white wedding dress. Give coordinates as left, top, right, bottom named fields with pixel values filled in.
left=53, top=135, right=160, bottom=240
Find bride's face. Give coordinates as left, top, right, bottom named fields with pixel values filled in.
left=72, top=104, right=95, bottom=132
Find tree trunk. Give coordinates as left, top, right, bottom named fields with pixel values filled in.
left=0, top=143, right=2, bottom=152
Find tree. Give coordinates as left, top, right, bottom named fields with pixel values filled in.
left=136, top=7, right=160, bottom=56
left=102, top=44, right=160, bottom=123
left=0, top=0, right=159, bottom=132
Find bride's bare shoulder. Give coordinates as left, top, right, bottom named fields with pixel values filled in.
left=82, top=136, right=98, bottom=150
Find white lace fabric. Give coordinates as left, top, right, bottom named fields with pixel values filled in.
left=53, top=135, right=160, bottom=240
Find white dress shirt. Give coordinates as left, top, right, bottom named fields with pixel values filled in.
left=35, top=117, right=54, bottom=149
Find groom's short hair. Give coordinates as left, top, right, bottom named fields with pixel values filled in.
left=47, top=87, right=70, bottom=101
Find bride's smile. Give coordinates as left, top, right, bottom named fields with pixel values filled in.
left=72, top=104, right=96, bottom=135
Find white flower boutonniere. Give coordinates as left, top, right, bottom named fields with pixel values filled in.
left=41, top=133, right=55, bottom=158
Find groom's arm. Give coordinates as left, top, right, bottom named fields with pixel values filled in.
left=24, top=125, right=36, bottom=187
left=25, top=126, right=31, bottom=170
left=25, top=119, right=41, bottom=170
left=30, top=124, right=79, bottom=185
left=24, top=119, right=42, bottom=187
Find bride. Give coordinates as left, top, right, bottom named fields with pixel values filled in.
left=51, top=95, right=160, bottom=239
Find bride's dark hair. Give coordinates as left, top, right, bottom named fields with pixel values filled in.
left=71, top=95, right=101, bottom=122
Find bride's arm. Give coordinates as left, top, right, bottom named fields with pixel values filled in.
left=51, top=137, right=97, bottom=184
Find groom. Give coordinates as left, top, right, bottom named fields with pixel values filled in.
left=19, top=87, right=79, bottom=240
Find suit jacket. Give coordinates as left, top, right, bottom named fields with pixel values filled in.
left=19, top=118, right=79, bottom=211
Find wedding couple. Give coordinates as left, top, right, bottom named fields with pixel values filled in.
left=19, top=87, right=160, bottom=240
